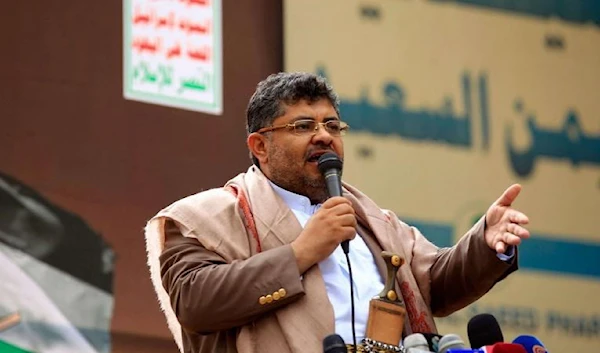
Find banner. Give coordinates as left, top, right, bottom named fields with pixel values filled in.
left=284, top=1, right=600, bottom=351
left=123, top=0, right=222, bottom=114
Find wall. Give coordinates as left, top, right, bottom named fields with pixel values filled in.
left=284, top=0, right=600, bottom=351
left=0, top=0, right=283, bottom=351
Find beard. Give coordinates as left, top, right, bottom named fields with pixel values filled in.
left=267, top=146, right=329, bottom=204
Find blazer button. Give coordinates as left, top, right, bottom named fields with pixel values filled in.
left=266, top=294, right=273, bottom=304
left=278, top=288, right=286, bottom=298
left=272, top=291, right=281, bottom=301
left=259, top=296, right=267, bottom=305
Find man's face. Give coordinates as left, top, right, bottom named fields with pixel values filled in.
left=260, top=98, right=344, bottom=203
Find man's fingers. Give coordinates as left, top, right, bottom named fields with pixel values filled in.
left=322, top=196, right=352, bottom=209
left=328, top=203, right=355, bottom=216
left=507, top=223, right=530, bottom=238
left=341, top=226, right=357, bottom=241
left=495, top=241, right=506, bottom=254
left=507, top=210, right=529, bottom=225
left=503, top=232, right=523, bottom=246
left=339, top=214, right=357, bottom=228
left=495, top=231, right=524, bottom=254
left=495, top=184, right=522, bottom=207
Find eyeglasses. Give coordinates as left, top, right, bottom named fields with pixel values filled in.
left=257, top=119, right=350, bottom=136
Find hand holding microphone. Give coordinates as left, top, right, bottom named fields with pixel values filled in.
left=290, top=151, right=356, bottom=273
left=291, top=195, right=356, bottom=273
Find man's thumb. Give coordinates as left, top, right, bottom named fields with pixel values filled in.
left=495, top=184, right=522, bottom=206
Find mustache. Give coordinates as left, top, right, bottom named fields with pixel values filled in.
left=305, top=145, right=338, bottom=161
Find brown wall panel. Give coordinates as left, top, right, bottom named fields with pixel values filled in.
left=0, top=0, right=283, bottom=344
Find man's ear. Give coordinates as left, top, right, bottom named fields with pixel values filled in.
left=247, top=132, right=269, bottom=165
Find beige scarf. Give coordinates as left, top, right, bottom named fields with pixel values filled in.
left=144, top=166, right=438, bottom=352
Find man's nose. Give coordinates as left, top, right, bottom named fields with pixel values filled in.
left=311, top=124, right=334, bottom=145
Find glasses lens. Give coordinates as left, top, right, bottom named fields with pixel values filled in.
left=325, top=121, right=342, bottom=135
left=293, top=120, right=317, bottom=134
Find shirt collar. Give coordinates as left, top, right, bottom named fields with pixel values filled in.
left=268, top=180, right=319, bottom=215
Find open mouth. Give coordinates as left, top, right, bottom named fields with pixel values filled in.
left=306, top=151, right=329, bottom=163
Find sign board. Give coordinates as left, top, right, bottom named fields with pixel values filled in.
left=284, top=1, right=600, bottom=351
left=123, top=0, right=222, bottom=114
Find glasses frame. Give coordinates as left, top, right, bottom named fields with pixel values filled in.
left=256, top=119, right=350, bottom=136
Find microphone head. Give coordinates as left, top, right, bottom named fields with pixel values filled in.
left=322, top=334, right=347, bottom=353
left=484, top=343, right=527, bottom=353
left=317, top=152, right=343, bottom=174
left=403, top=333, right=429, bottom=351
left=467, top=313, right=504, bottom=348
left=512, top=335, right=548, bottom=353
left=438, top=334, right=466, bottom=353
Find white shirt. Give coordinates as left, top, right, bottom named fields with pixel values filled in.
left=269, top=182, right=384, bottom=344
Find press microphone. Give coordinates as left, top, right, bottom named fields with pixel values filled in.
left=447, top=344, right=526, bottom=353
left=403, top=333, right=432, bottom=352
left=467, top=314, right=504, bottom=349
left=481, top=343, right=527, bottom=353
left=317, top=152, right=348, bottom=254
left=421, top=332, right=443, bottom=352
left=438, top=334, right=467, bottom=353
left=323, top=334, right=348, bottom=353
left=512, top=335, right=548, bottom=353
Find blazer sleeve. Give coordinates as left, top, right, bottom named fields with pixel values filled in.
left=427, top=216, right=519, bottom=316
left=160, top=219, right=306, bottom=334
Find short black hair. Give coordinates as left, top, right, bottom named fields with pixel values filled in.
left=246, top=72, right=340, bottom=166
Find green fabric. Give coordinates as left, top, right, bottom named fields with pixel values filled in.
left=0, top=340, right=33, bottom=353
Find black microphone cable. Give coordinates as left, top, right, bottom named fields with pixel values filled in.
left=344, top=252, right=357, bottom=351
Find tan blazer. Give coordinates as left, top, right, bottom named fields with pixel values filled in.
left=144, top=166, right=517, bottom=353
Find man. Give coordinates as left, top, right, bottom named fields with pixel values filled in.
left=144, top=72, right=530, bottom=353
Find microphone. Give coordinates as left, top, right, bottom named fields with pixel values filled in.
left=467, top=314, right=504, bottom=349
left=482, top=343, right=527, bottom=353
left=512, top=335, right=548, bottom=353
left=438, top=334, right=467, bottom=353
left=323, top=334, right=348, bottom=353
left=318, top=152, right=356, bottom=349
left=421, top=332, right=443, bottom=352
left=403, top=333, right=432, bottom=352
left=446, top=344, right=526, bottom=353
left=317, top=152, right=348, bottom=254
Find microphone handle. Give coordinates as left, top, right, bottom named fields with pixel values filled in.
left=324, top=170, right=343, bottom=196
left=323, top=170, right=348, bottom=254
